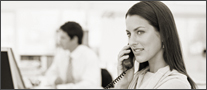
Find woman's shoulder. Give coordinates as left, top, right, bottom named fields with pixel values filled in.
left=157, top=69, right=191, bottom=89
left=158, top=77, right=191, bottom=89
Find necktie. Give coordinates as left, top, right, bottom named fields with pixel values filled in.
left=66, top=57, right=74, bottom=83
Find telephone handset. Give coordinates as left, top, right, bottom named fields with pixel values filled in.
left=104, top=47, right=134, bottom=89
left=122, top=47, right=134, bottom=71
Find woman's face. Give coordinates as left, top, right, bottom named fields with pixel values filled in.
left=125, top=15, right=162, bottom=63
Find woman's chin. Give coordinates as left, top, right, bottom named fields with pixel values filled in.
left=135, top=56, right=147, bottom=63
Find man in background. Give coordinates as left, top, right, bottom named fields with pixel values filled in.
left=40, top=21, right=102, bottom=89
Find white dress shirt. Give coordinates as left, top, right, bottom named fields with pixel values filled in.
left=42, top=45, right=102, bottom=89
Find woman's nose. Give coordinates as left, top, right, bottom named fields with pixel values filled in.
left=128, top=35, right=139, bottom=46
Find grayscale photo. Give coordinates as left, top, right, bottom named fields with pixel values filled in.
left=1, top=1, right=206, bottom=89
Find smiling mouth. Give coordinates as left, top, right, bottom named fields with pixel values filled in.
left=133, top=48, right=144, bottom=52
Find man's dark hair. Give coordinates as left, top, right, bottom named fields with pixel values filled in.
left=60, top=21, right=83, bottom=44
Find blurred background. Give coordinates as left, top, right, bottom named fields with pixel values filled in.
left=1, top=1, right=206, bottom=89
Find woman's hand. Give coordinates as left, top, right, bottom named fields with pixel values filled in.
left=115, top=45, right=135, bottom=89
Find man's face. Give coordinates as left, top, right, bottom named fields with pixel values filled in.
left=59, top=29, right=74, bottom=51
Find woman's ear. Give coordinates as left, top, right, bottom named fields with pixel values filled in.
left=161, top=40, right=164, bottom=48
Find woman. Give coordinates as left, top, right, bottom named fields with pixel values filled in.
left=115, top=1, right=196, bottom=89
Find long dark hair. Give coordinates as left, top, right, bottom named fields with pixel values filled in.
left=126, top=1, right=196, bottom=89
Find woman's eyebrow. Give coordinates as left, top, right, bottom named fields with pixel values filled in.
left=126, top=26, right=145, bottom=32
left=134, top=26, right=145, bottom=31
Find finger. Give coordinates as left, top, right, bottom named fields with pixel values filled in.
left=121, top=45, right=131, bottom=51
left=118, top=50, right=131, bottom=58
left=118, top=55, right=129, bottom=62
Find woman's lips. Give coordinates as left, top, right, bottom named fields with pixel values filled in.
left=132, top=48, right=144, bottom=54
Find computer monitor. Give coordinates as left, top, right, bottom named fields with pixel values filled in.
left=1, top=47, right=25, bottom=89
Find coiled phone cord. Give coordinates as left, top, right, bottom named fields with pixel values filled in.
left=104, top=69, right=129, bottom=89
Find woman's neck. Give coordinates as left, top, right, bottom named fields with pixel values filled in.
left=148, top=49, right=167, bottom=73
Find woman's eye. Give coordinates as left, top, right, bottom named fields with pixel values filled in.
left=137, top=31, right=144, bottom=35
